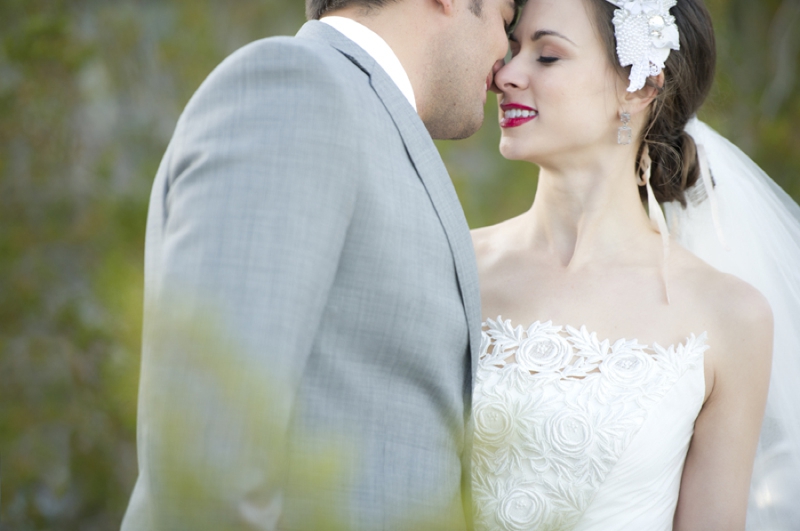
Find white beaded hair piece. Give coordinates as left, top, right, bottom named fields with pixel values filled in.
left=604, top=0, right=681, bottom=92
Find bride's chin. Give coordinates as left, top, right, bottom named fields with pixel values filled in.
left=499, top=140, right=533, bottom=162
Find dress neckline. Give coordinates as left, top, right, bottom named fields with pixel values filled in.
left=482, top=317, right=708, bottom=354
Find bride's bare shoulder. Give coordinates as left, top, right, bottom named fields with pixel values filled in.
left=471, top=219, right=514, bottom=252
left=673, top=246, right=773, bottom=349
left=471, top=216, right=526, bottom=266
left=469, top=224, right=496, bottom=257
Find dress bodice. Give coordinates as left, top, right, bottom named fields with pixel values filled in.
left=472, top=318, right=707, bottom=531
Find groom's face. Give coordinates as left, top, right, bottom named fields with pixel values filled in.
left=424, top=0, right=517, bottom=140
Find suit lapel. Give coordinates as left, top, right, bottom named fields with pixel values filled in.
left=296, top=21, right=483, bottom=382
left=377, top=82, right=484, bottom=384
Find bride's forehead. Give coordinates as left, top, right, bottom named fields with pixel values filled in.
left=516, top=0, right=600, bottom=41
left=520, top=0, right=594, bottom=25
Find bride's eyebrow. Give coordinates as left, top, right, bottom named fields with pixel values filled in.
left=533, top=29, right=576, bottom=45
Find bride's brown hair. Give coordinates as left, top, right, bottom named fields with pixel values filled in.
left=588, top=0, right=717, bottom=207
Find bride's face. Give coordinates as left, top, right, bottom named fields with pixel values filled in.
left=494, top=0, right=625, bottom=165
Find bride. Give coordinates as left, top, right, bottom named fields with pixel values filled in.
left=470, top=0, right=800, bottom=529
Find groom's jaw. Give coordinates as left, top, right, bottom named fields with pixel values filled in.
left=500, top=103, right=537, bottom=128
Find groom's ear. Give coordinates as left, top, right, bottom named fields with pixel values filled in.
left=624, top=72, right=665, bottom=115
left=432, top=0, right=456, bottom=15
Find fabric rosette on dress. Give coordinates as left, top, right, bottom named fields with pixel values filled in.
left=472, top=318, right=707, bottom=531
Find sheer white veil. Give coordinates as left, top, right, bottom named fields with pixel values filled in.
left=664, top=118, right=800, bottom=530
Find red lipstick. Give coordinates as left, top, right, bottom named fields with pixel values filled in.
left=500, top=103, right=538, bottom=128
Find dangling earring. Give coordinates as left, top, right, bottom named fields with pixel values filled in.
left=618, top=112, right=632, bottom=145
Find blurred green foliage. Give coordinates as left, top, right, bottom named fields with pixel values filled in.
left=0, top=0, right=797, bottom=529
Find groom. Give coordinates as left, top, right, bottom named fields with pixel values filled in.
left=121, top=0, right=516, bottom=529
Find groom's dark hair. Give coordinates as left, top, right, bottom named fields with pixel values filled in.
left=307, top=0, right=389, bottom=20
left=306, top=0, right=489, bottom=21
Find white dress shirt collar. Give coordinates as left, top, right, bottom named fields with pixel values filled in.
left=321, top=16, right=417, bottom=112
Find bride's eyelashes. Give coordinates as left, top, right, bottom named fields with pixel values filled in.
left=536, top=45, right=563, bottom=65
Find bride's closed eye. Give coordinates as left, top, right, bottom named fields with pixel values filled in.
left=537, top=56, right=559, bottom=64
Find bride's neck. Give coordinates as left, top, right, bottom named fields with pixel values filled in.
left=523, top=158, right=657, bottom=268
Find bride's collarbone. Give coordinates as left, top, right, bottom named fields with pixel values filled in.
left=479, top=269, right=720, bottom=353
left=476, top=230, right=763, bottom=366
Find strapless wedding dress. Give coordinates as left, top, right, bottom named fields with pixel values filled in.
left=472, top=318, right=707, bottom=531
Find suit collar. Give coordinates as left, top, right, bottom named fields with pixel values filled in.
left=297, top=20, right=378, bottom=76
left=319, top=17, right=417, bottom=111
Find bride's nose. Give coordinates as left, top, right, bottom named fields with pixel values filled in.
left=492, top=57, right=527, bottom=95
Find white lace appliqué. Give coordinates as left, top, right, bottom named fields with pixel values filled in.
left=472, top=318, right=707, bottom=531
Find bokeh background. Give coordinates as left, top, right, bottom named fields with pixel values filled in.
left=2, top=0, right=799, bottom=529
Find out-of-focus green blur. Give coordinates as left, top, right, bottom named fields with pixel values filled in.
left=1, top=0, right=797, bottom=528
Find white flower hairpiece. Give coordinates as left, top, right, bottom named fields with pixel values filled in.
left=605, top=0, right=681, bottom=92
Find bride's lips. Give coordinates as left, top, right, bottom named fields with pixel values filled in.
left=500, top=103, right=538, bottom=128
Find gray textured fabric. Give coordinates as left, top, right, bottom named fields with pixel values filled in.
left=121, top=21, right=481, bottom=531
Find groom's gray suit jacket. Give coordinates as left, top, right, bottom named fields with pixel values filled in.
left=121, top=20, right=481, bottom=531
